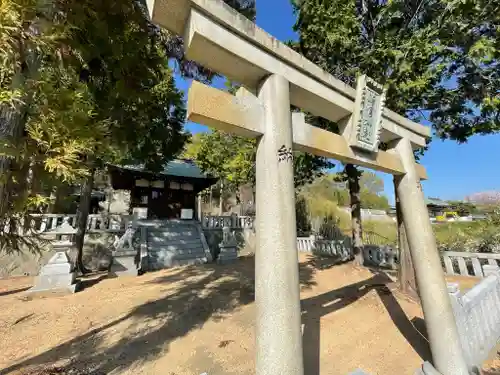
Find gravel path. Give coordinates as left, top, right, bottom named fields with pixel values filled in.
left=0, top=254, right=495, bottom=375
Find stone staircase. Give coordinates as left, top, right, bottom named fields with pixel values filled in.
left=140, top=220, right=212, bottom=271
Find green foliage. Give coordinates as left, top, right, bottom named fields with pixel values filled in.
left=184, top=128, right=332, bottom=191
left=185, top=130, right=256, bottom=193
left=302, top=172, right=390, bottom=211
left=446, top=200, right=477, bottom=216
left=360, top=191, right=390, bottom=210
left=360, top=171, right=384, bottom=195
left=434, top=209, right=500, bottom=253
left=427, top=0, right=499, bottom=141
left=295, top=194, right=311, bottom=236
left=1, top=0, right=188, bottom=180
left=0, top=0, right=189, bottom=255
left=292, top=0, right=499, bottom=142
left=363, top=220, right=397, bottom=246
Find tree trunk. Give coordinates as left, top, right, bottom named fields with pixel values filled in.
left=73, top=167, right=95, bottom=274
left=0, top=95, right=27, bottom=222
left=345, top=164, right=364, bottom=266
left=219, top=180, right=224, bottom=215
left=395, top=177, right=419, bottom=299
left=49, top=183, right=69, bottom=213
left=209, top=186, right=213, bottom=212
left=0, top=31, right=41, bottom=223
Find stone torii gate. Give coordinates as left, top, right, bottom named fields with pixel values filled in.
left=145, top=0, right=469, bottom=374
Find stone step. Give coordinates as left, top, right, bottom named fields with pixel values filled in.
left=147, top=257, right=206, bottom=270
left=148, top=246, right=206, bottom=257
left=147, top=223, right=196, bottom=230
left=148, top=230, right=199, bottom=237
left=148, top=252, right=207, bottom=262
left=148, top=232, right=200, bottom=241
left=148, top=242, right=203, bottom=251
left=148, top=237, right=202, bottom=246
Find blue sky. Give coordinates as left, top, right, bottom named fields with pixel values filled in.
left=176, top=0, right=500, bottom=204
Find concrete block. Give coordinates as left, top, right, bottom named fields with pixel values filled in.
left=217, top=245, right=238, bottom=264
left=33, top=273, right=76, bottom=288
left=110, top=252, right=138, bottom=276
left=39, top=262, right=72, bottom=275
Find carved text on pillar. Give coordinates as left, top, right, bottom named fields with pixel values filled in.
left=277, top=145, right=293, bottom=163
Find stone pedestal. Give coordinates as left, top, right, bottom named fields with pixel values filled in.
left=29, top=252, right=79, bottom=294
left=110, top=250, right=139, bottom=276
left=217, top=245, right=238, bottom=264
left=110, top=223, right=140, bottom=276
left=217, top=227, right=238, bottom=264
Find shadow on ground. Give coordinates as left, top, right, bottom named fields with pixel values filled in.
left=2, top=254, right=429, bottom=375
left=0, top=286, right=31, bottom=297
left=301, top=269, right=431, bottom=375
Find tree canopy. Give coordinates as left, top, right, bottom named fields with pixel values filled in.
left=183, top=129, right=332, bottom=191
left=291, top=0, right=499, bottom=141
left=300, top=173, right=390, bottom=211
left=0, top=0, right=192, bottom=256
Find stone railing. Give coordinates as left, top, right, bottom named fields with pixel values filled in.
left=201, top=214, right=254, bottom=229
left=448, top=265, right=500, bottom=372
left=297, top=236, right=352, bottom=261
left=363, top=230, right=395, bottom=247
left=297, top=235, right=399, bottom=269
left=442, top=251, right=500, bottom=278
left=4, top=214, right=132, bottom=236
left=363, top=245, right=398, bottom=269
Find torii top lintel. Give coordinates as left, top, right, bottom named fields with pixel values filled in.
left=146, top=0, right=430, bottom=179
left=146, top=0, right=430, bottom=148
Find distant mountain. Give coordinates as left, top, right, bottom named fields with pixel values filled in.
left=465, top=191, right=500, bottom=205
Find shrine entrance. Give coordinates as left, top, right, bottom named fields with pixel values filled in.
left=145, top=1, right=469, bottom=374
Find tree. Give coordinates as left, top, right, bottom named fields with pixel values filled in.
left=345, top=164, right=363, bottom=265
left=428, top=0, right=499, bottom=142
left=360, top=171, right=385, bottom=196
left=58, top=0, right=189, bottom=272
left=290, top=0, right=472, bottom=284
left=0, top=0, right=257, bottom=261
left=447, top=200, right=477, bottom=216
left=183, top=128, right=332, bottom=213
left=0, top=0, right=104, bottom=254
left=0, top=0, right=188, bottom=268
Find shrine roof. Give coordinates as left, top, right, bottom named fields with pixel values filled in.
left=425, top=197, right=450, bottom=207
left=109, top=159, right=214, bottom=180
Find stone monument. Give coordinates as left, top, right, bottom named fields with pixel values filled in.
left=110, top=221, right=140, bottom=276
left=217, top=227, right=238, bottom=264
left=29, top=251, right=79, bottom=294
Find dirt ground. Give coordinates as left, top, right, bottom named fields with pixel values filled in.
left=0, top=254, right=498, bottom=375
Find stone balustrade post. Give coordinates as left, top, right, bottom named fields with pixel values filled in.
left=483, top=264, right=500, bottom=277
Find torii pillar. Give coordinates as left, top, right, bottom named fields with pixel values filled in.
left=254, top=74, right=303, bottom=375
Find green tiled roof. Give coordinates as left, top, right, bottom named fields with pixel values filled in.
left=425, top=197, right=449, bottom=206
left=114, top=159, right=213, bottom=180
